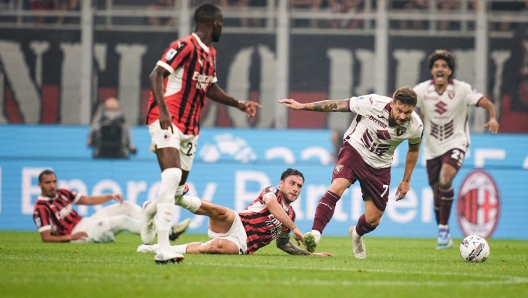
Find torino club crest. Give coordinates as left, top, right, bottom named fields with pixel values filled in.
left=457, top=170, right=500, bottom=238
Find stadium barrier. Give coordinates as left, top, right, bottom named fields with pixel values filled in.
left=0, top=125, right=526, bottom=240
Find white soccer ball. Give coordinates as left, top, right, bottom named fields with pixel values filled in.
left=459, top=235, right=490, bottom=262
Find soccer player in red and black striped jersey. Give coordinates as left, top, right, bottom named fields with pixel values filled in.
left=137, top=169, right=332, bottom=257
left=141, top=3, right=262, bottom=264
left=33, top=170, right=143, bottom=243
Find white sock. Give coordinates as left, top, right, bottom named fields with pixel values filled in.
left=157, top=203, right=173, bottom=251
left=175, top=195, right=202, bottom=213
left=172, top=244, right=188, bottom=254
left=438, top=224, right=449, bottom=230
left=352, top=228, right=361, bottom=241
left=155, top=168, right=182, bottom=252
left=311, top=230, right=321, bottom=243
left=144, top=201, right=157, bottom=217
left=108, top=215, right=142, bottom=234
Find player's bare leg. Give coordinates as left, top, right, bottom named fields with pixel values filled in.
left=436, top=163, right=457, bottom=249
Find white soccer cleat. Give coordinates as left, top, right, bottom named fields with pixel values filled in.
left=140, top=201, right=157, bottom=244
left=169, top=218, right=191, bottom=241
left=154, top=249, right=184, bottom=265
left=349, top=226, right=366, bottom=259
left=137, top=244, right=158, bottom=254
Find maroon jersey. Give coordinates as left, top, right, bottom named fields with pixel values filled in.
left=33, top=189, right=82, bottom=236
left=238, top=186, right=296, bottom=254
left=146, top=33, right=218, bottom=136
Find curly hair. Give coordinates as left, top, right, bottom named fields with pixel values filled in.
left=428, top=49, right=455, bottom=77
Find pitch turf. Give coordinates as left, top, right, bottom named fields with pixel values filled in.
left=1, top=231, right=527, bottom=298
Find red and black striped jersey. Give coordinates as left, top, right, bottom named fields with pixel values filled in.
left=238, top=186, right=296, bottom=254
left=33, top=189, right=82, bottom=236
left=146, top=33, right=218, bottom=136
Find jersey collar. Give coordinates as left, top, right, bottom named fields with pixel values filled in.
left=192, top=33, right=210, bottom=53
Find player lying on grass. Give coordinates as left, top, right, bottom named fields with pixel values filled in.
left=33, top=169, right=190, bottom=243
left=137, top=168, right=332, bottom=257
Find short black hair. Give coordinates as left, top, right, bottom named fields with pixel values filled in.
left=280, top=168, right=304, bottom=182
left=38, top=169, right=55, bottom=182
left=194, top=3, right=221, bottom=24
left=428, top=49, right=455, bottom=77
left=393, top=86, right=417, bottom=107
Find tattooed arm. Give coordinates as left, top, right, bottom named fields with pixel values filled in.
left=278, top=99, right=349, bottom=112
left=276, top=235, right=332, bottom=256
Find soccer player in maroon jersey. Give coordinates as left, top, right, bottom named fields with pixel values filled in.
left=33, top=170, right=142, bottom=243
left=279, top=87, right=423, bottom=259
left=137, top=169, right=332, bottom=257
left=142, top=3, right=262, bottom=264
left=413, top=50, right=499, bottom=249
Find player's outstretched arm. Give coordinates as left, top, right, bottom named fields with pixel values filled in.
left=395, top=141, right=421, bottom=201
left=77, top=194, right=124, bottom=205
left=478, top=97, right=499, bottom=133
left=206, top=84, right=262, bottom=117
left=278, top=99, right=349, bottom=112
left=276, top=236, right=332, bottom=256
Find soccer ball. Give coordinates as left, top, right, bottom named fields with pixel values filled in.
left=459, top=235, right=490, bottom=262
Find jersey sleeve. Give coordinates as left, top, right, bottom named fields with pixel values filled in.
left=33, top=206, right=52, bottom=232
left=348, top=94, right=375, bottom=115
left=261, top=186, right=279, bottom=202
left=60, top=189, right=82, bottom=204
left=462, top=82, right=484, bottom=106
left=156, top=41, right=192, bottom=74
left=408, top=114, right=424, bottom=145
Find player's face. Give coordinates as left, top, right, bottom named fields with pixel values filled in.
left=39, top=174, right=57, bottom=197
left=430, top=59, right=452, bottom=87
left=212, top=15, right=223, bottom=42
left=390, top=100, right=415, bottom=126
left=279, top=175, right=304, bottom=204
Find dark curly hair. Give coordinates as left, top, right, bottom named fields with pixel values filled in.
left=428, top=49, right=455, bottom=78
left=194, top=4, right=221, bottom=25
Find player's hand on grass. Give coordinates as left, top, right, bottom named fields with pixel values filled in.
left=238, top=101, right=263, bottom=118
left=292, top=227, right=304, bottom=246
left=484, top=118, right=499, bottom=133
left=71, top=231, right=88, bottom=241
left=311, top=252, right=333, bottom=257
left=278, top=99, right=303, bottom=110
left=395, top=181, right=410, bottom=201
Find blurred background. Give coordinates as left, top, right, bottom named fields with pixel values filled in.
left=0, top=0, right=526, bottom=239
left=1, top=0, right=527, bottom=131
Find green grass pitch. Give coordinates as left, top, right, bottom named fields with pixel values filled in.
left=1, top=231, right=527, bottom=298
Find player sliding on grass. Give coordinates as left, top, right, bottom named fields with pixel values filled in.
left=279, top=86, right=423, bottom=259
left=137, top=168, right=332, bottom=257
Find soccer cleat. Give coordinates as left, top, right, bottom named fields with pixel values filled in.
left=436, top=227, right=453, bottom=249
left=140, top=201, right=157, bottom=244
left=137, top=244, right=158, bottom=254
left=303, top=232, right=319, bottom=253
left=349, top=226, right=366, bottom=259
left=169, top=218, right=191, bottom=241
left=154, top=249, right=184, bottom=265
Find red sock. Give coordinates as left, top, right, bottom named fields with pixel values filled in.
left=355, top=214, right=376, bottom=236
left=439, top=186, right=454, bottom=225
left=312, top=191, right=341, bottom=233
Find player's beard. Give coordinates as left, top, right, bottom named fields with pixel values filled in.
left=212, top=31, right=221, bottom=42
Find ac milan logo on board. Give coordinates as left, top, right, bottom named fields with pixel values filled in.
left=334, top=165, right=344, bottom=174
left=457, top=170, right=500, bottom=238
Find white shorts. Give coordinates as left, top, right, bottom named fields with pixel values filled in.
left=208, top=212, right=248, bottom=255
left=71, top=207, right=115, bottom=243
left=148, top=120, right=198, bottom=171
